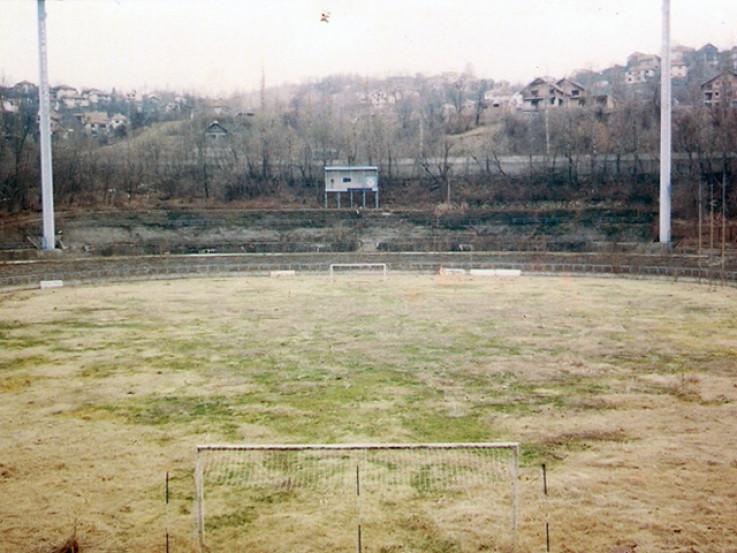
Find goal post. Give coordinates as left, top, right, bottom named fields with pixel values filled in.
left=195, top=442, right=519, bottom=552
left=329, top=263, right=388, bottom=282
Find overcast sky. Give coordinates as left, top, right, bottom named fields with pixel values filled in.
left=1, top=0, right=736, bottom=95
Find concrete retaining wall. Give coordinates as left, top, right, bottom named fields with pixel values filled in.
left=2, top=252, right=735, bottom=290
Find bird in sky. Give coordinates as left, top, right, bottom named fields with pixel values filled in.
left=320, top=11, right=331, bottom=23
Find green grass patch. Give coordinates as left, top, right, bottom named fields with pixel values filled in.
left=614, top=349, right=737, bottom=376
left=78, top=361, right=126, bottom=378
left=207, top=507, right=258, bottom=530
left=0, top=321, right=47, bottom=350
left=522, top=429, right=630, bottom=465
left=0, top=355, right=50, bottom=372
left=402, top=409, right=493, bottom=442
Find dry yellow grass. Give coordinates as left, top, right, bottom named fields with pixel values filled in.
left=0, top=274, right=736, bottom=552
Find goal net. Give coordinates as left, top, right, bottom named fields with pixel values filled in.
left=195, top=442, right=519, bottom=553
left=329, top=263, right=388, bottom=281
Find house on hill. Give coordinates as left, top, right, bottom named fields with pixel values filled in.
left=625, top=53, right=660, bottom=84
left=556, top=78, right=586, bottom=107
left=671, top=46, right=694, bottom=79
left=62, top=96, right=92, bottom=109
left=725, top=47, right=737, bottom=72
left=520, top=78, right=567, bottom=111
left=109, top=113, right=128, bottom=132
left=205, top=120, right=229, bottom=141
left=697, top=43, right=720, bottom=69
left=701, top=71, right=737, bottom=107
left=81, top=88, right=110, bottom=104
left=483, top=84, right=520, bottom=110
left=671, top=61, right=689, bottom=79
left=517, top=76, right=614, bottom=113
left=78, top=111, right=110, bottom=135
left=53, top=85, right=77, bottom=100
left=36, top=111, right=64, bottom=136
left=204, top=121, right=230, bottom=165
left=14, top=81, right=37, bottom=95
left=592, top=94, right=616, bottom=111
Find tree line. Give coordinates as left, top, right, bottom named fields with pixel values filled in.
left=1, top=75, right=735, bottom=225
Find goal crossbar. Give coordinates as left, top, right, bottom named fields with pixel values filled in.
left=198, top=442, right=519, bottom=451
left=329, top=263, right=388, bottom=281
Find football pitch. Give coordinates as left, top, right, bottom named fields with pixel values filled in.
left=1, top=274, right=736, bottom=552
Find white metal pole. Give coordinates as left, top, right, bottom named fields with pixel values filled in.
left=37, top=0, right=55, bottom=251
left=511, top=443, right=519, bottom=549
left=195, top=456, right=205, bottom=552
left=659, top=0, right=672, bottom=244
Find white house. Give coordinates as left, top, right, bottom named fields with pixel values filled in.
left=484, top=88, right=515, bottom=109
left=81, top=88, right=110, bottom=104
left=14, top=81, right=36, bottom=95
left=671, top=46, right=693, bottom=79
left=672, top=63, right=689, bottom=79
left=81, top=111, right=110, bottom=135
left=54, top=85, right=78, bottom=100
left=625, top=53, right=660, bottom=85
left=61, top=96, right=80, bottom=109
left=109, top=113, right=128, bottom=131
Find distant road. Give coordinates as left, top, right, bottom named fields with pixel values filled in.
left=132, top=152, right=723, bottom=177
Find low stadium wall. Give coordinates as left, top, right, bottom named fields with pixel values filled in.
left=1, top=252, right=736, bottom=290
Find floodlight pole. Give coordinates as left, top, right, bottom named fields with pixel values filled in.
left=659, top=0, right=672, bottom=244
left=37, top=0, right=55, bottom=251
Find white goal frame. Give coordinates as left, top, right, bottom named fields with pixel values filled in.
left=329, top=263, right=388, bottom=282
left=195, top=442, right=519, bottom=551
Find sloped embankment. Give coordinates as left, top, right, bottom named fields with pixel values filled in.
left=0, top=207, right=655, bottom=257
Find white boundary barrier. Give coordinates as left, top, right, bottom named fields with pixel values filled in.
left=439, top=267, right=467, bottom=276
left=469, top=269, right=522, bottom=277
left=2, top=258, right=736, bottom=290
left=39, top=279, right=63, bottom=289
left=269, top=270, right=296, bottom=278
left=329, top=263, right=388, bottom=282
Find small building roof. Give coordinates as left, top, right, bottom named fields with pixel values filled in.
left=524, top=78, right=566, bottom=96
left=324, top=166, right=379, bottom=172
left=556, top=78, right=586, bottom=91
left=205, top=120, right=228, bottom=134
left=85, top=112, right=109, bottom=125
left=700, top=71, right=737, bottom=88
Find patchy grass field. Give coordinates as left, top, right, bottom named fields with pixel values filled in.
left=1, top=274, right=736, bottom=552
